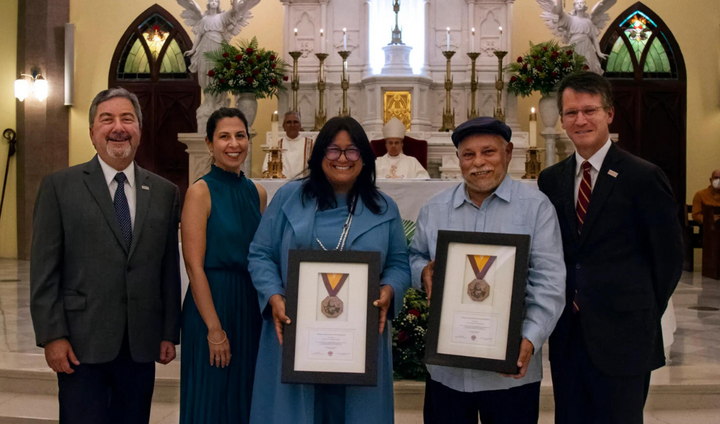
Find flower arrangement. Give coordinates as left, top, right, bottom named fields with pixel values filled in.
left=204, top=37, right=288, bottom=99
left=392, top=288, right=429, bottom=380
left=506, top=40, right=588, bottom=97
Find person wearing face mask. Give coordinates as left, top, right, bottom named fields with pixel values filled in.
left=248, top=116, right=411, bottom=424
left=30, top=88, right=181, bottom=424
left=409, top=117, right=566, bottom=424
left=180, top=108, right=268, bottom=424
left=262, top=111, right=315, bottom=179
left=375, top=118, right=430, bottom=179
left=691, top=169, right=720, bottom=223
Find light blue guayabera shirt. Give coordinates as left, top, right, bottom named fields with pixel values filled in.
left=409, top=174, right=566, bottom=392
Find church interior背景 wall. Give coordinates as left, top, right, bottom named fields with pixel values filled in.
left=0, top=0, right=18, bottom=258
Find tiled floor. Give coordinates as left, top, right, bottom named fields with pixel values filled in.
left=1, top=258, right=719, bottom=423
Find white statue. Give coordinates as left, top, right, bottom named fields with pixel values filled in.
left=176, top=0, right=261, bottom=131
left=536, top=0, right=617, bottom=75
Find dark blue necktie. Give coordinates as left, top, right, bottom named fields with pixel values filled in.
left=113, top=172, right=132, bottom=250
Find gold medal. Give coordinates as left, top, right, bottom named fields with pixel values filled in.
left=320, top=273, right=349, bottom=318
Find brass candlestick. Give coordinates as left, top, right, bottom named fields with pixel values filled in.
left=522, top=147, right=545, bottom=179
left=467, top=52, right=480, bottom=120
left=262, top=147, right=287, bottom=179
left=313, top=53, right=329, bottom=131
left=289, top=51, right=303, bottom=113
left=338, top=50, right=352, bottom=117
left=440, top=50, right=456, bottom=132
left=493, top=50, right=508, bottom=122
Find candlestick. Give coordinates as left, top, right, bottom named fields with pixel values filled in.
left=529, top=107, right=537, bottom=148
left=313, top=53, right=329, bottom=130
left=343, top=28, right=347, bottom=50
left=320, top=29, right=325, bottom=53
left=522, top=148, right=545, bottom=180
left=446, top=27, right=450, bottom=51
left=471, top=28, right=475, bottom=52
left=289, top=51, right=303, bottom=113
left=262, top=146, right=287, bottom=179
left=493, top=50, right=508, bottom=122
left=467, top=52, right=480, bottom=120
left=499, top=26, right=503, bottom=35
left=440, top=50, right=455, bottom=132
left=338, top=50, right=351, bottom=117
left=271, top=111, right=279, bottom=148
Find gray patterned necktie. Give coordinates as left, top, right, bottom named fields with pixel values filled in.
left=113, top=172, right=132, bottom=250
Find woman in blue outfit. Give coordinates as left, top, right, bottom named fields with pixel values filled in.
left=248, top=116, right=411, bottom=424
left=180, top=108, right=267, bottom=424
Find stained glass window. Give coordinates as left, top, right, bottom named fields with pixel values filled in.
left=605, top=10, right=674, bottom=78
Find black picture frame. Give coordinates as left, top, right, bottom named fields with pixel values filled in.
left=424, top=230, right=531, bottom=374
left=282, top=249, right=381, bottom=386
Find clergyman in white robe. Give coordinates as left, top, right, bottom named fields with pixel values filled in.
left=376, top=117, right=430, bottom=179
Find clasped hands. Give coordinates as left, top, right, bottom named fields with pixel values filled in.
left=422, top=260, right=534, bottom=379
left=269, top=285, right=394, bottom=346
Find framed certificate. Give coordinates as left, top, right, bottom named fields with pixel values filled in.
left=282, top=249, right=381, bottom=386
left=424, top=230, right=530, bottom=374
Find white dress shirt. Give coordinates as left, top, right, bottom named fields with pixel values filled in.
left=574, top=139, right=612, bottom=205
left=97, top=156, right=137, bottom=230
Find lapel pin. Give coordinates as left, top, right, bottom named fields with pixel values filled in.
left=142, top=185, right=150, bottom=190
left=607, top=170, right=618, bottom=178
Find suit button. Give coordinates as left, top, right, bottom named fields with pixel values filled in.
left=122, top=296, right=128, bottom=304
left=575, top=264, right=581, bottom=270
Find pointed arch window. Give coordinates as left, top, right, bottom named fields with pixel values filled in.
left=602, top=7, right=680, bottom=80
left=116, top=14, right=191, bottom=80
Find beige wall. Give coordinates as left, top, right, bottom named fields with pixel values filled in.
left=68, top=0, right=285, bottom=177
left=512, top=0, right=720, bottom=199
left=0, top=0, right=18, bottom=258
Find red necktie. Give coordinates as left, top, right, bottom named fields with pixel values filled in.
left=574, top=160, right=592, bottom=313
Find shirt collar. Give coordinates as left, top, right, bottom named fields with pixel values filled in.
left=453, top=173, right=513, bottom=209
left=97, top=155, right=135, bottom=188
left=575, top=138, right=612, bottom=176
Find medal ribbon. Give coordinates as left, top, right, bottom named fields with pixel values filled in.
left=321, top=273, right=349, bottom=297
left=467, top=255, right=496, bottom=280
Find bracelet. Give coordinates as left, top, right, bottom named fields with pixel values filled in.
left=207, top=330, right=227, bottom=345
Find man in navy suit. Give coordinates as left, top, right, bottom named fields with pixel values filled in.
left=538, top=72, right=682, bottom=424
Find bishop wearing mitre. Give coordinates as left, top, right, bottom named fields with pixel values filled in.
left=375, top=118, right=430, bottom=179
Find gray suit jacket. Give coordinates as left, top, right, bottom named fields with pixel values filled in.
left=30, top=156, right=181, bottom=364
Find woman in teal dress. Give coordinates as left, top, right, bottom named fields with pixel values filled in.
left=180, top=108, right=267, bottom=424
left=248, top=116, right=411, bottom=424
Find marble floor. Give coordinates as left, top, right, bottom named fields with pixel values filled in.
left=1, top=258, right=719, bottom=423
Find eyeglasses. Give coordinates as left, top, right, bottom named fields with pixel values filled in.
left=325, top=147, right=361, bottom=162
left=561, top=106, right=605, bottom=121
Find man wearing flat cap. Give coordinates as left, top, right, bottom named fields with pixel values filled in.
left=409, top=117, right=566, bottom=423
left=375, top=118, right=430, bottom=179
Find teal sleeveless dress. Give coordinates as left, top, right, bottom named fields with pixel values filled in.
left=180, top=165, right=263, bottom=424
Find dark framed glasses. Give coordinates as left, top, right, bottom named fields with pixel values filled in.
left=325, top=147, right=361, bottom=162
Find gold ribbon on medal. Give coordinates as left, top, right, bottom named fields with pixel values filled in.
left=466, top=255, right=496, bottom=302
left=320, top=273, right=348, bottom=318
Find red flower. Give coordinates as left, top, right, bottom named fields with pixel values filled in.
left=252, top=69, right=260, bottom=75
left=219, top=78, right=226, bottom=83
left=271, top=63, right=276, bottom=68
left=408, top=309, right=420, bottom=317
left=225, top=63, right=232, bottom=69
left=271, top=78, right=278, bottom=85
left=283, top=75, right=289, bottom=81
left=510, top=76, right=518, bottom=82
left=566, top=50, right=573, bottom=56
left=248, top=59, right=254, bottom=65
left=536, top=65, right=543, bottom=71
left=236, top=69, right=242, bottom=75
left=246, top=47, right=254, bottom=54
left=533, top=55, right=539, bottom=60
left=522, top=63, right=528, bottom=70
left=551, top=71, right=558, bottom=78
left=583, top=65, right=590, bottom=70
left=526, top=77, right=533, bottom=83
left=207, top=70, right=215, bottom=77
left=551, top=51, right=559, bottom=59
left=256, top=55, right=261, bottom=61
left=398, top=331, right=409, bottom=343
left=235, top=54, right=243, bottom=61
left=246, top=77, right=254, bottom=83
left=517, top=56, right=523, bottom=63
left=542, top=46, right=548, bottom=51
left=562, top=62, right=570, bottom=68
left=270, top=55, right=276, bottom=61
left=222, top=52, right=229, bottom=58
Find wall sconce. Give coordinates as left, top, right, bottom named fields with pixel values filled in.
left=15, top=69, right=48, bottom=102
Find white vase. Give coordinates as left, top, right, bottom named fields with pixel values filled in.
left=235, top=92, right=258, bottom=129
left=538, top=92, right=559, bottom=129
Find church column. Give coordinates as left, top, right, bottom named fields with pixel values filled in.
left=421, top=0, right=431, bottom=76
left=16, top=0, right=70, bottom=259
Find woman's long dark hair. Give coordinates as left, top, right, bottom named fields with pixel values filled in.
left=301, top=116, right=386, bottom=215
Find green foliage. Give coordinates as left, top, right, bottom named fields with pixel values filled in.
left=392, top=288, right=429, bottom=380
left=506, top=40, right=588, bottom=97
left=204, top=37, right=287, bottom=99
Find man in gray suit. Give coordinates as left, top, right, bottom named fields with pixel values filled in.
left=30, top=88, right=181, bottom=424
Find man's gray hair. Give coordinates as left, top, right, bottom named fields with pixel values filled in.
left=89, top=87, right=143, bottom=128
left=284, top=110, right=301, bottom=120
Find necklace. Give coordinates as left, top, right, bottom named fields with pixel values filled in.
left=316, top=196, right=357, bottom=252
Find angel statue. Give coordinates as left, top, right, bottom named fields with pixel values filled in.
left=176, top=0, right=261, bottom=130
left=537, top=0, right=616, bottom=75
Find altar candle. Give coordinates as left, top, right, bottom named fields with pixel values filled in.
left=343, top=28, right=347, bottom=50
left=446, top=27, right=450, bottom=51
left=529, top=107, right=538, bottom=148
left=294, top=28, right=298, bottom=37
left=471, top=28, right=475, bottom=52
left=271, top=111, right=279, bottom=148
left=320, top=29, right=325, bottom=53
left=499, top=26, right=503, bottom=35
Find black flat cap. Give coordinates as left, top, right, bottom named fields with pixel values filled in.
left=451, top=117, right=512, bottom=148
